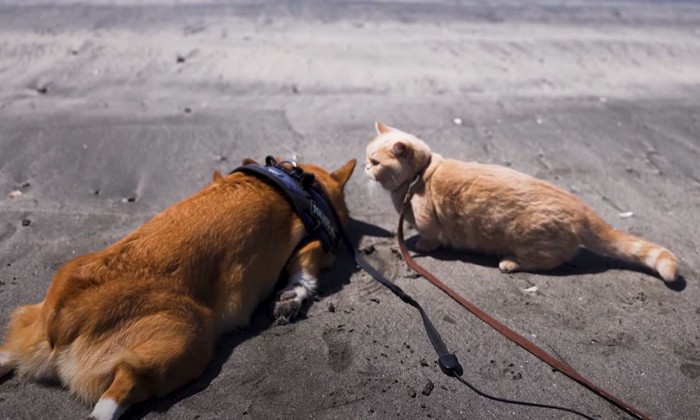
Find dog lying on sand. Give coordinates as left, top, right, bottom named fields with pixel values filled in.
left=0, top=158, right=356, bottom=420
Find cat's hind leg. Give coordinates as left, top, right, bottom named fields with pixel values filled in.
left=501, top=243, right=578, bottom=274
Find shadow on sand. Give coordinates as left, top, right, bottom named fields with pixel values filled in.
left=403, top=234, right=686, bottom=292
left=124, top=218, right=685, bottom=417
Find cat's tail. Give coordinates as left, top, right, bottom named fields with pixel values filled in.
left=583, top=214, right=678, bottom=282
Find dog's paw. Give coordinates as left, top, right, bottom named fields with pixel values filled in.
left=273, top=290, right=302, bottom=325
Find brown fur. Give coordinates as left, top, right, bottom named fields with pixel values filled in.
left=366, top=122, right=678, bottom=282
left=0, top=158, right=356, bottom=417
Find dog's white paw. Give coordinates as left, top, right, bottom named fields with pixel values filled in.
left=89, top=398, right=125, bottom=420
left=273, top=290, right=303, bottom=325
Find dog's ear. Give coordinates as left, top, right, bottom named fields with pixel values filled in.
left=212, top=170, right=225, bottom=184
left=242, top=158, right=259, bottom=165
left=331, top=159, right=357, bottom=188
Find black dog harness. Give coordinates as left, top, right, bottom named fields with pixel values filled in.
left=233, top=156, right=339, bottom=252
left=232, top=156, right=463, bottom=376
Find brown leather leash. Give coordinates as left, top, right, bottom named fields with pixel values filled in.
left=397, top=209, right=651, bottom=420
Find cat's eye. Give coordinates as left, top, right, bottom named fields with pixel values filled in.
left=369, top=158, right=379, bottom=166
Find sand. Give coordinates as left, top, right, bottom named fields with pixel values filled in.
left=1, top=1, right=699, bottom=419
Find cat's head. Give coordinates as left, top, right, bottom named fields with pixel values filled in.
left=365, top=122, right=432, bottom=192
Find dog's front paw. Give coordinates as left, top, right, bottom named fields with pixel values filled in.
left=273, top=290, right=302, bottom=325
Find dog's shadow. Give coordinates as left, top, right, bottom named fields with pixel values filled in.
left=124, top=218, right=384, bottom=419
left=405, top=234, right=687, bottom=292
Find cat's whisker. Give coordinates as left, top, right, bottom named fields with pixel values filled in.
left=366, top=179, right=380, bottom=208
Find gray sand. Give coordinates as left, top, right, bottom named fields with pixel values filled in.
left=1, top=1, right=699, bottom=419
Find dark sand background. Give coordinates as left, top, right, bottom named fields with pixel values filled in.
left=1, top=1, right=699, bottom=419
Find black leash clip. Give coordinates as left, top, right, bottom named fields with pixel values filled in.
left=439, top=353, right=463, bottom=377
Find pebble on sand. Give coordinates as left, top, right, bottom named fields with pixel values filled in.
left=421, top=380, right=434, bottom=396
left=8, top=190, right=22, bottom=199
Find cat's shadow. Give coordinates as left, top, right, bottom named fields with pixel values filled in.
left=123, top=218, right=377, bottom=419
left=404, top=234, right=687, bottom=292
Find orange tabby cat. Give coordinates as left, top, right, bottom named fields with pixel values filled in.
left=0, top=158, right=356, bottom=420
left=365, top=122, right=678, bottom=282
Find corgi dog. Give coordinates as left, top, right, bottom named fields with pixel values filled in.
left=0, top=158, right=356, bottom=420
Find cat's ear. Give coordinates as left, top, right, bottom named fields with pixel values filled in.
left=331, top=159, right=357, bottom=188
left=242, top=158, right=259, bottom=165
left=375, top=121, right=393, bottom=135
left=392, top=141, right=407, bottom=157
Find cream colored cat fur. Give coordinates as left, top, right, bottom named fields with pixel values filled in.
left=0, top=158, right=356, bottom=420
left=365, top=122, right=678, bottom=282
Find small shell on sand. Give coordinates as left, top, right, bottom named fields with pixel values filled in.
left=8, top=190, right=22, bottom=199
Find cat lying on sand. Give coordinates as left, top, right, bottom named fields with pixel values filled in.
left=0, top=158, right=356, bottom=420
left=365, top=122, right=678, bottom=282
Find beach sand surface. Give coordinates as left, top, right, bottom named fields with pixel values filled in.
left=1, top=1, right=699, bottom=419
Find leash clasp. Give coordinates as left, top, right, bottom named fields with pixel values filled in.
left=403, top=173, right=422, bottom=206
left=439, top=353, right=463, bottom=377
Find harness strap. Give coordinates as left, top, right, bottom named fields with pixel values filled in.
left=233, top=160, right=339, bottom=252
left=397, top=211, right=651, bottom=420
left=342, top=235, right=462, bottom=376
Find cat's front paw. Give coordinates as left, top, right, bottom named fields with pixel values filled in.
left=416, top=238, right=440, bottom=253
left=273, top=290, right=302, bottom=325
left=498, top=258, right=520, bottom=273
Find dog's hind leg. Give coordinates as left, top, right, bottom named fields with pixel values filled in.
left=88, top=311, right=215, bottom=420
